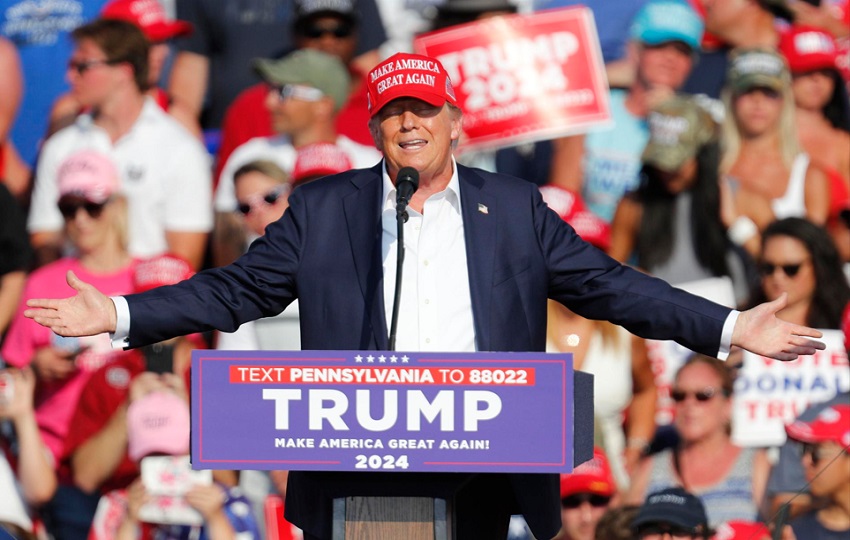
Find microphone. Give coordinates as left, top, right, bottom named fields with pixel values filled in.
left=389, top=167, right=418, bottom=350
left=395, top=167, right=419, bottom=218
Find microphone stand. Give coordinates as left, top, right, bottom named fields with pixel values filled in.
left=388, top=204, right=407, bottom=351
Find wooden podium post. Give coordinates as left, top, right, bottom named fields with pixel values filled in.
left=332, top=497, right=450, bottom=540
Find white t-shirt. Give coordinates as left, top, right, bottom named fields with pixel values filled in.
left=28, top=98, right=213, bottom=258
left=214, top=134, right=382, bottom=212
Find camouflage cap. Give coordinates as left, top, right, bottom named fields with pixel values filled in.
left=642, top=94, right=717, bottom=173
left=253, top=49, right=350, bottom=111
left=726, top=47, right=790, bottom=94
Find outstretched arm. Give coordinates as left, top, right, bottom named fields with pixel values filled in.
left=24, top=271, right=117, bottom=337
left=732, top=293, right=824, bottom=361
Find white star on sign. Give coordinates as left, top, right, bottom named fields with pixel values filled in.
left=354, top=355, right=363, bottom=363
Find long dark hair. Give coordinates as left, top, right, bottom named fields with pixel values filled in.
left=635, top=140, right=730, bottom=277
left=751, top=217, right=850, bottom=328
left=821, top=69, right=850, bottom=133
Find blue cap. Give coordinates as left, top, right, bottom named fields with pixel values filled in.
left=630, top=0, right=704, bottom=51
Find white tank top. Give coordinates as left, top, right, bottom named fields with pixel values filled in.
left=771, top=153, right=809, bottom=219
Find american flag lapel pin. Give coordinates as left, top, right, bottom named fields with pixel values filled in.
left=478, top=203, right=489, bottom=214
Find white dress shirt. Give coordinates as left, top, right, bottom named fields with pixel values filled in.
left=380, top=159, right=476, bottom=352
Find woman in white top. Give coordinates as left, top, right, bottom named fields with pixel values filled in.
left=720, top=47, right=829, bottom=257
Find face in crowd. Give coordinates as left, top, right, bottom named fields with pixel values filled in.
left=295, top=14, right=357, bottom=64
left=234, top=163, right=291, bottom=238
left=672, top=357, right=732, bottom=445
left=759, top=233, right=816, bottom=311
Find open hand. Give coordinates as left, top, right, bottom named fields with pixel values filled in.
left=732, top=293, right=825, bottom=361
left=24, top=271, right=118, bottom=337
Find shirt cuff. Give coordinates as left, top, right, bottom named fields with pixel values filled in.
left=717, top=310, right=740, bottom=361
left=109, top=296, right=131, bottom=350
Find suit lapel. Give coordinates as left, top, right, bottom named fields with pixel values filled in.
left=343, top=163, right=388, bottom=349
left=458, top=165, right=496, bottom=351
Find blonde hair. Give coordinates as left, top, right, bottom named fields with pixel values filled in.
left=110, top=195, right=130, bottom=252
left=233, top=160, right=290, bottom=186
left=719, top=84, right=801, bottom=175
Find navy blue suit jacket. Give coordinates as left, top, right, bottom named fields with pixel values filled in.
left=125, top=162, right=731, bottom=537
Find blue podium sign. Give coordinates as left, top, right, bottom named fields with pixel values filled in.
left=191, top=350, right=577, bottom=473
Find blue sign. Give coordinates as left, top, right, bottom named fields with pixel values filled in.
left=192, top=350, right=575, bottom=473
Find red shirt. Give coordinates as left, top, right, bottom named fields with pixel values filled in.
left=62, top=353, right=146, bottom=493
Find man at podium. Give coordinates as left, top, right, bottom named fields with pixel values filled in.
left=25, top=52, right=825, bottom=540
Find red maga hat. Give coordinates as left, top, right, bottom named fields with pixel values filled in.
left=778, top=26, right=838, bottom=74
left=366, top=52, right=458, bottom=116
left=101, top=0, right=193, bottom=42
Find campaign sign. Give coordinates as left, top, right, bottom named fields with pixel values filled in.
left=413, top=7, right=610, bottom=152
left=732, top=330, right=849, bottom=447
left=192, top=350, right=574, bottom=473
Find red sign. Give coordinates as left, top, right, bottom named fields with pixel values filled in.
left=414, top=7, right=611, bottom=152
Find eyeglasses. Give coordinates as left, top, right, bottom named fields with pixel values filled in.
left=636, top=524, right=699, bottom=539
left=670, top=387, right=726, bottom=403
left=302, top=22, right=354, bottom=39
left=758, top=260, right=808, bottom=278
left=58, top=199, right=109, bottom=220
left=561, top=493, right=611, bottom=509
left=67, top=58, right=120, bottom=75
left=270, top=84, right=326, bottom=102
left=237, top=186, right=290, bottom=215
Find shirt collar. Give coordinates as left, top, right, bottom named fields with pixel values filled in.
left=380, top=158, right=461, bottom=214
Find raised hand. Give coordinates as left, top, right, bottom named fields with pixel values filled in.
left=732, top=293, right=825, bottom=361
left=24, top=271, right=117, bottom=337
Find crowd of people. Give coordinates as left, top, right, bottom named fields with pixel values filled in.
left=1, top=0, right=849, bottom=539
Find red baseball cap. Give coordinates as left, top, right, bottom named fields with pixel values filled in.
left=778, top=26, right=838, bottom=74
left=101, top=0, right=193, bottom=42
left=133, top=254, right=194, bottom=293
left=713, top=520, right=770, bottom=540
left=785, top=404, right=850, bottom=448
left=560, top=448, right=616, bottom=498
left=539, top=185, right=610, bottom=251
left=366, top=52, right=459, bottom=116
left=292, top=142, right=353, bottom=185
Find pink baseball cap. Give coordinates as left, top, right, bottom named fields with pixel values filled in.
left=539, top=185, right=610, bottom=251
left=133, top=254, right=195, bottom=293
left=779, top=26, right=838, bottom=74
left=57, top=150, right=120, bottom=203
left=560, top=448, right=616, bottom=498
left=785, top=404, right=850, bottom=448
left=292, top=142, right=353, bottom=185
left=366, top=52, right=459, bottom=116
left=127, top=390, right=190, bottom=461
left=101, top=0, right=193, bottom=42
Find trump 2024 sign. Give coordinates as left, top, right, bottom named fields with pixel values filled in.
left=413, top=6, right=610, bottom=152
left=191, top=350, right=574, bottom=473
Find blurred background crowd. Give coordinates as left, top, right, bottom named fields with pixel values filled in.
left=0, top=0, right=848, bottom=539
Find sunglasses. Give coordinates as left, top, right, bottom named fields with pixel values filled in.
left=800, top=442, right=847, bottom=466
left=58, top=198, right=109, bottom=220
left=637, top=524, right=698, bottom=539
left=237, top=186, right=289, bottom=215
left=302, top=22, right=354, bottom=39
left=67, top=58, right=120, bottom=75
left=561, top=493, right=611, bottom=509
left=758, top=260, right=808, bottom=278
left=270, top=84, right=325, bottom=102
left=670, top=387, right=725, bottom=403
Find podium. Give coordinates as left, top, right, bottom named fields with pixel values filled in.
left=192, top=350, right=594, bottom=538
